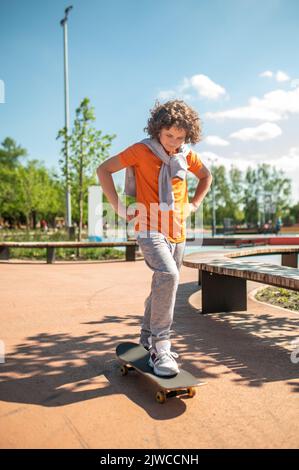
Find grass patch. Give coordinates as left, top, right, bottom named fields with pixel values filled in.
left=9, top=247, right=124, bottom=261
left=255, top=286, right=299, bottom=312
left=0, top=229, right=70, bottom=242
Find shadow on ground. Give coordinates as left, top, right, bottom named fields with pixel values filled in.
left=0, top=281, right=298, bottom=419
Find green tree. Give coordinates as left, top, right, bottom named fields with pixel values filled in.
left=196, top=164, right=232, bottom=227
left=289, top=202, right=299, bottom=225
left=0, top=138, right=27, bottom=224
left=228, top=165, right=244, bottom=223
left=244, top=164, right=291, bottom=226
left=15, top=160, right=65, bottom=229
left=57, top=98, right=116, bottom=241
left=243, top=166, right=259, bottom=225
left=0, top=137, right=27, bottom=169
left=188, top=160, right=292, bottom=230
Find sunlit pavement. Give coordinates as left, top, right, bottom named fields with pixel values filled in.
left=0, top=258, right=298, bottom=448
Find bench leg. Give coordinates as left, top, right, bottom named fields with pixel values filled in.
left=198, top=269, right=202, bottom=286
left=0, top=247, right=9, bottom=260
left=47, top=247, right=56, bottom=264
left=126, top=245, right=136, bottom=261
left=201, top=271, right=247, bottom=314
left=282, top=253, right=298, bottom=268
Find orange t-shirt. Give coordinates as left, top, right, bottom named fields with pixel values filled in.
left=118, top=142, right=203, bottom=243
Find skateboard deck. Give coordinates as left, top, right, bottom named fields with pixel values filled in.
left=116, top=342, right=205, bottom=404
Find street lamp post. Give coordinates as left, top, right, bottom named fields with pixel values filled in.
left=60, top=6, right=74, bottom=239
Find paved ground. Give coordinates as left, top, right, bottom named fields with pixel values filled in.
left=0, top=258, right=298, bottom=449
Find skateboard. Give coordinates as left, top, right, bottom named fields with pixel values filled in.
left=116, top=342, right=205, bottom=404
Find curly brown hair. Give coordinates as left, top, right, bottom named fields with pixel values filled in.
left=144, top=99, right=202, bottom=144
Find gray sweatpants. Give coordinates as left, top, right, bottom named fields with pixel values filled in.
left=136, top=231, right=186, bottom=349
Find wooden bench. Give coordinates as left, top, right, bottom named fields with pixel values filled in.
left=234, top=238, right=268, bottom=248
left=0, top=241, right=139, bottom=263
left=0, top=235, right=197, bottom=264
left=222, top=238, right=269, bottom=248
left=183, top=246, right=299, bottom=314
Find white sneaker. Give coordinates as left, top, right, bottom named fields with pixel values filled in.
left=148, top=340, right=179, bottom=376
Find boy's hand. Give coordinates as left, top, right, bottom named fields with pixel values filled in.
left=181, top=202, right=198, bottom=221
left=186, top=202, right=199, bottom=217
left=188, top=202, right=199, bottom=213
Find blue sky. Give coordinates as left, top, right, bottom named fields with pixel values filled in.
left=1, top=0, right=299, bottom=202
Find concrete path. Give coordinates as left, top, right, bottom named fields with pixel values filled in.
left=0, top=258, right=298, bottom=448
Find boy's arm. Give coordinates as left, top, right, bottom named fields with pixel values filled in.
left=189, top=162, right=213, bottom=211
left=96, top=155, right=130, bottom=220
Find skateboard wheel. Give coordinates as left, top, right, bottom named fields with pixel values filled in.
left=187, top=387, right=196, bottom=398
left=156, top=391, right=166, bottom=404
left=120, top=365, right=129, bottom=376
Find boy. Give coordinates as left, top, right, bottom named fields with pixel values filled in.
left=97, top=100, right=212, bottom=377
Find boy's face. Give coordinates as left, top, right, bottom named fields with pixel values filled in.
left=159, top=127, right=187, bottom=155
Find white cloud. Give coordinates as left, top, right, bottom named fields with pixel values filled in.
left=264, top=147, right=299, bottom=168
left=276, top=70, right=290, bottom=82
left=289, top=146, right=299, bottom=158
left=205, top=105, right=280, bottom=121
left=206, top=85, right=299, bottom=121
left=267, top=147, right=299, bottom=201
left=259, top=69, right=290, bottom=82
left=199, top=147, right=299, bottom=202
left=260, top=70, right=273, bottom=78
left=230, top=122, right=282, bottom=142
left=188, top=74, right=226, bottom=100
left=204, top=135, right=230, bottom=146
left=158, top=74, right=227, bottom=102
left=200, top=151, right=222, bottom=162
left=177, top=77, right=191, bottom=93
